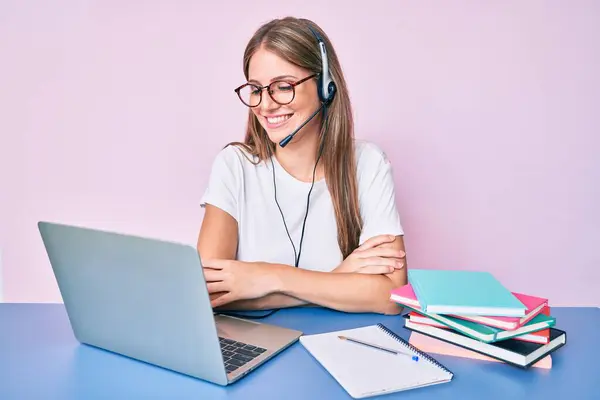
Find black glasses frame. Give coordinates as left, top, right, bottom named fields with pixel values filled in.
left=234, top=73, right=318, bottom=107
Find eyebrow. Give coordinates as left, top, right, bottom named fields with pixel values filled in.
left=248, top=75, right=298, bottom=85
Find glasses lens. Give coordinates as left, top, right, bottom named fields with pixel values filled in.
left=269, top=81, right=294, bottom=105
left=238, top=84, right=261, bottom=107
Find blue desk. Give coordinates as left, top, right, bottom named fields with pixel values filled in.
left=0, top=304, right=598, bottom=399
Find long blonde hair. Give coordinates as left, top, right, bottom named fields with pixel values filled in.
left=231, top=17, right=362, bottom=259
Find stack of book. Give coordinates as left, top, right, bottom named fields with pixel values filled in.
left=390, top=269, right=567, bottom=369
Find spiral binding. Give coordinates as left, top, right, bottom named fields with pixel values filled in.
left=376, top=323, right=454, bottom=375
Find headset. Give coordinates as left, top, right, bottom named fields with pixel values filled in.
left=279, top=25, right=336, bottom=147
left=218, top=23, right=337, bottom=320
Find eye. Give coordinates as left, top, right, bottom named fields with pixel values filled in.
left=275, top=82, right=293, bottom=91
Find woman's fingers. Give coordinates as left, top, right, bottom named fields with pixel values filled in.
left=355, top=234, right=396, bottom=251
left=207, top=281, right=228, bottom=294
left=201, top=259, right=228, bottom=269
left=211, top=292, right=236, bottom=308
left=361, top=256, right=404, bottom=269
left=358, top=247, right=405, bottom=260
left=203, top=268, right=225, bottom=282
left=357, top=265, right=395, bottom=274
left=210, top=292, right=227, bottom=301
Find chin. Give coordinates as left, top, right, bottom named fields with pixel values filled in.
left=264, top=131, right=289, bottom=145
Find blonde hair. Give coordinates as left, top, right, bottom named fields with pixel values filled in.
left=230, top=17, right=362, bottom=258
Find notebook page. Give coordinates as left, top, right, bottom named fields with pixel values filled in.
left=300, top=325, right=451, bottom=398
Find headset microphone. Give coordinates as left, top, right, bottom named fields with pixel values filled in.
left=278, top=102, right=326, bottom=148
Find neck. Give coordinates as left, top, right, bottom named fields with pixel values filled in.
left=274, top=127, right=323, bottom=183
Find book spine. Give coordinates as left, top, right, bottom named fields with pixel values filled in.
left=408, top=274, right=429, bottom=312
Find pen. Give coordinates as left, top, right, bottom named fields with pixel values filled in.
left=338, top=335, right=419, bottom=362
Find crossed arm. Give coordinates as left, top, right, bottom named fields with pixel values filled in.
left=197, top=205, right=407, bottom=315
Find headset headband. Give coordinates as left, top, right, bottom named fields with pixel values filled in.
left=307, top=25, right=336, bottom=104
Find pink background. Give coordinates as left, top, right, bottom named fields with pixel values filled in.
left=1, top=2, right=598, bottom=305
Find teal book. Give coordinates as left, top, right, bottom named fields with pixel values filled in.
left=407, top=269, right=526, bottom=317
left=406, top=307, right=556, bottom=343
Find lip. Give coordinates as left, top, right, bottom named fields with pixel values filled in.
left=263, top=113, right=294, bottom=129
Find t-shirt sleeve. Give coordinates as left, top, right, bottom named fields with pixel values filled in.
left=200, top=146, right=242, bottom=221
left=358, top=143, right=404, bottom=245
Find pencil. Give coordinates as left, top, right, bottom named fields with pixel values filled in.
left=338, top=335, right=419, bottom=361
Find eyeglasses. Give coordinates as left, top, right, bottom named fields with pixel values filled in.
left=234, top=74, right=317, bottom=107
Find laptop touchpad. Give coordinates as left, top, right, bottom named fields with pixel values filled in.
left=215, top=315, right=262, bottom=337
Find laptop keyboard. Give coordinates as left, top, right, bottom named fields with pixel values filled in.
left=219, top=337, right=267, bottom=373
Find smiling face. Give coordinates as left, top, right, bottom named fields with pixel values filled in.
left=246, top=46, right=321, bottom=145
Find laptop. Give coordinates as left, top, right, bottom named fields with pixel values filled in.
left=37, top=221, right=302, bottom=385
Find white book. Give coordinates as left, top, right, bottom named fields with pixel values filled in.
left=300, top=323, right=453, bottom=398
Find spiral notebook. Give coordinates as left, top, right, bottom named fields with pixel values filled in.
left=300, top=324, right=453, bottom=398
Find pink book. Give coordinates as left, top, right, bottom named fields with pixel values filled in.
left=407, top=312, right=551, bottom=344
left=390, top=283, right=548, bottom=330
left=408, top=332, right=552, bottom=369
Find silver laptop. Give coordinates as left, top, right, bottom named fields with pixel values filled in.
left=37, top=221, right=302, bottom=385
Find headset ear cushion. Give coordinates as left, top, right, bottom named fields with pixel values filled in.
left=327, top=82, right=336, bottom=103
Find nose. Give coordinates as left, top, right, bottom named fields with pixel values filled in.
left=259, top=89, right=279, bottom=113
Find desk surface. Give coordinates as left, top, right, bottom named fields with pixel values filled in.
left=1, top=304, right=598, bottom=399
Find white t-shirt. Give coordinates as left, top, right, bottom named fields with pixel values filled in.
left=200, top=140, right=404, bottom=272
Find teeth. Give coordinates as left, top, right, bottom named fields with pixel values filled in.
left=266, top=114, right=292, bottom=124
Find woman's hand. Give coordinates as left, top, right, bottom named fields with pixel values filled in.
left=202, top=259, right=281, bottom=308
left=334, top=234, right=405, bottom=275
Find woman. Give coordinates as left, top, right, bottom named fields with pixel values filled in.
left=197, top=17, right=407, bottom=315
